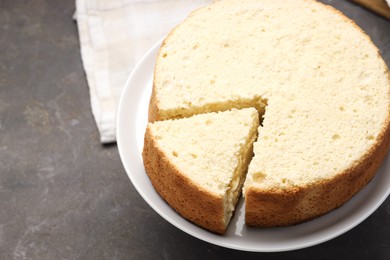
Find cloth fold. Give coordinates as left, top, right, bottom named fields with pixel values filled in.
left=75, top=0, right=211, bottom=143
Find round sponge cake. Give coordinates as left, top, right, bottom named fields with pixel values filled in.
left=145, top=0, right=390, bottom=229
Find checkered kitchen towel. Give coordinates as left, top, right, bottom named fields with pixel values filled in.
left=75, top=0, right=211, bottom=143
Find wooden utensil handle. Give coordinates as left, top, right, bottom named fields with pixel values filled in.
left=350, top=0, right=390, bottom=20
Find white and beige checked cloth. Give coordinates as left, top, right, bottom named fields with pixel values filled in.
left=75, top=0, right=211, bottom=143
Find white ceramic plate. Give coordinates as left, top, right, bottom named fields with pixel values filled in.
left=116, top=40, right=390, bottom=252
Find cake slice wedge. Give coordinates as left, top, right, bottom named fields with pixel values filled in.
left=142, top=108, right=259, bottom=233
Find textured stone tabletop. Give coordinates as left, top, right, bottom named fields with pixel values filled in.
left=1, top=0, right=389, bottom=259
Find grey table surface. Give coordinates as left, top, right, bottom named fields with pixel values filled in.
left=1, top=0, right=390, bottom=259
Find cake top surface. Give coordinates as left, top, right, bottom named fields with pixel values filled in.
left=152, top=0, right=390, bottom=188
left=155, top=0, right=388, bottom=113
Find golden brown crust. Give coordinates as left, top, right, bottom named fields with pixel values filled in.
left=142, top=126, right=227, bottom=234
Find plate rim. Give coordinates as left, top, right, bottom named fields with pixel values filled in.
left=116, top=39, right=390, bottom=252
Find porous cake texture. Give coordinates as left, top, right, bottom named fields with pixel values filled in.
left=143, top=0, right=390, bottom=232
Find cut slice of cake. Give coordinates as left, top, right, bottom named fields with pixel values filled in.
left=142, top=108, right=259, bottom=233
